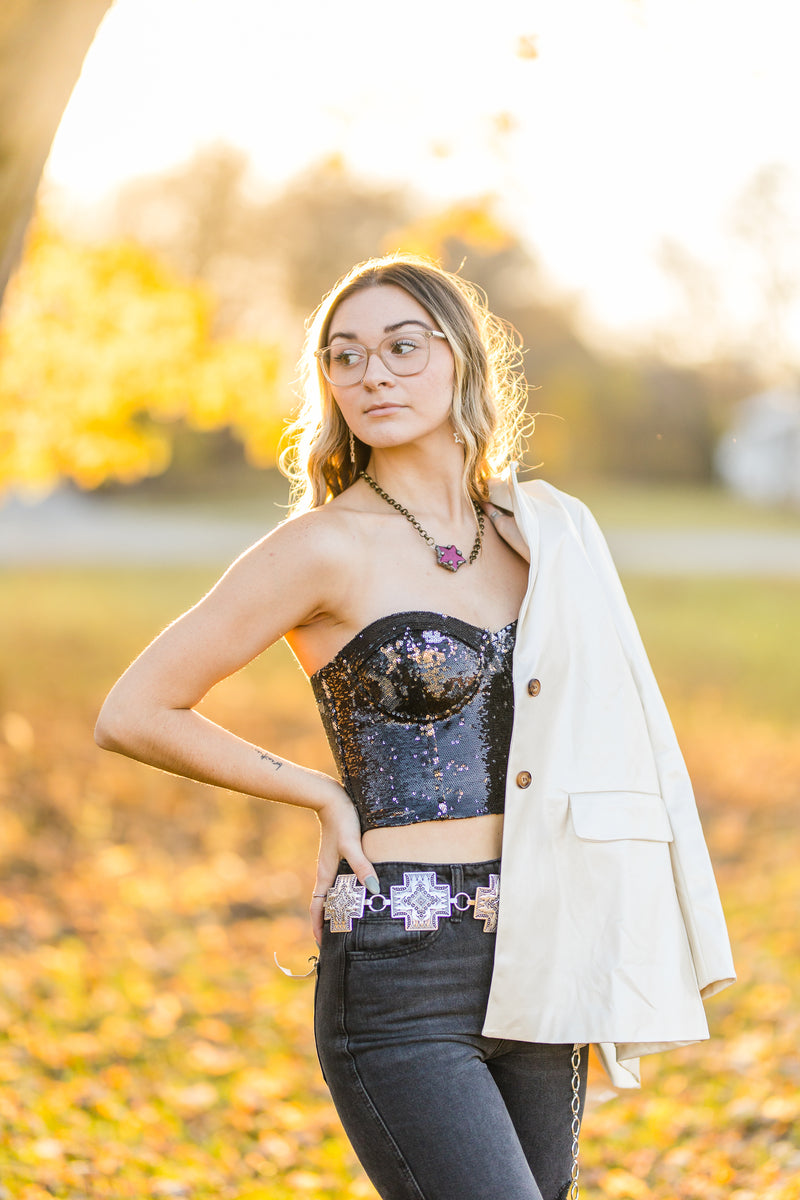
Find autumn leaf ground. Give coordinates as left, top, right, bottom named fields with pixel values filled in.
left=0, top=568, right=798, bottom=1199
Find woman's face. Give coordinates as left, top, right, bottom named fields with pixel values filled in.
left=325, top=284, right=456, bottom=453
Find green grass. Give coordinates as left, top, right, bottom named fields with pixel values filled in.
left=562, top=478, right=800, bottom=530
left=622, top=575, right=800, bottom=729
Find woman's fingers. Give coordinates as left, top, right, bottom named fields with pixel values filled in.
left=349, top=847, right=380, bottom=897
left=310, top=894, right=326, bottom=946
left=311, top=849, right=379, bottom=911
left=312, top=793, right=380, bottom=944
left=481, top=503, right=530, bottom=563
left=309, top=857, right=379, bottom=945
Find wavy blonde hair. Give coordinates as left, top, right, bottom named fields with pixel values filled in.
left=280, top=253, right=531, bottom=512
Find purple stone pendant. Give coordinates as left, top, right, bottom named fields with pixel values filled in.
left=435, top=544, right=466, bottom=572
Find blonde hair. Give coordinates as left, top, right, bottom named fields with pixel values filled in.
left=280, top=253, right=531, bottom=512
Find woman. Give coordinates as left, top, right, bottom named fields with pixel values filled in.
left=96, top=254, right=735, bottom=1200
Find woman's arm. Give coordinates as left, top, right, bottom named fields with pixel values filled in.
left=95, top=510, right=377, bottom=939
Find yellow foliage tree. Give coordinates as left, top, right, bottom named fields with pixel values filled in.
left=0, top=223, right=285, bottom=494
left=382, top=199, right=515, bottom=262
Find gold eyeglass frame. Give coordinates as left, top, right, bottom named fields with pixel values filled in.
left=315, top=329, right=447, bottom=386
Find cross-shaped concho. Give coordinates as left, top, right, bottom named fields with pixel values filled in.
left=323, top=874, right=366, bottom=932
left=473, top=874, right=500, bottom=932
left=390, top=871, right=452, bottom=931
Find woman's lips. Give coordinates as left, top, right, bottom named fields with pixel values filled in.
left=364, top=403, right=405, bottom=415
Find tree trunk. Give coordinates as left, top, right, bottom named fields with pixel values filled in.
left=0, top=0, right=113, bottom=308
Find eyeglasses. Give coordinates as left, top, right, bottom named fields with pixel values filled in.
left=315, top=329, right=447, bottom=386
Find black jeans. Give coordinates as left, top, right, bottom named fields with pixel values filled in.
left=314, top=859, right=586, bottom=1200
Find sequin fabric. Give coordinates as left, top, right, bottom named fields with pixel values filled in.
left=310, top=612, right=517, bottom=831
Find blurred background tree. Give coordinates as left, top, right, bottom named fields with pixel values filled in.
left=107, top=146, right=760, bottom=487
left=2, top=146, right=761, bottom=496
left=729, top=163, right=800, bottom=382
left=0, top=220, right=283, bottom=494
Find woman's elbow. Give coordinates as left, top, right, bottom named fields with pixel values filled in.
left=93, top=722, right=118, bottom=753
left=94, top=707, right=124, bottom=753
left=94, top=692, right=141, bottom=755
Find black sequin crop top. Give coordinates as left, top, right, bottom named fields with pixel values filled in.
left=310, top=612, right=516, bottom=832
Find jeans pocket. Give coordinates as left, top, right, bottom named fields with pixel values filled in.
left=347, top=914, right=443, bottom=959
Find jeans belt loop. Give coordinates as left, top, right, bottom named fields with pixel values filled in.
left=322, top=871, right=500, bottom=934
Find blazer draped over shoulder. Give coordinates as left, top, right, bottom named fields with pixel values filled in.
left=483, top=471, right=735, bottom=1088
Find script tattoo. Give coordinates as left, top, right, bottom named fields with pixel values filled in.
left=256, top=749, right=283, bottom=771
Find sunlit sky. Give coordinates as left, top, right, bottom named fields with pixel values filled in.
left=45, top=0, right=800, bottom=358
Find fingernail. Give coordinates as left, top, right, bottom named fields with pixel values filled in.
left=365, top=875, right=380, bottom=895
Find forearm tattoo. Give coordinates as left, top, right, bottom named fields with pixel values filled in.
left=256, top=748, right=283, bottom=771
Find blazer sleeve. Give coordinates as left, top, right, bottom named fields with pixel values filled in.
left=569, top=496, right=736, bottom=999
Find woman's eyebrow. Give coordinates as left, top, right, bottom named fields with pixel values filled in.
left=384, top=319, right=431, bottom=332
left=329, top=319, right=431, bottom=341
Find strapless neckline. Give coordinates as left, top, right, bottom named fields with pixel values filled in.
left=310, top=610, right=518, bottom=681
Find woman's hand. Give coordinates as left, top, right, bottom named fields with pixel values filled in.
left=311, top=782, right=378, bottom=945
left=482, top=502, right=530, bottom=563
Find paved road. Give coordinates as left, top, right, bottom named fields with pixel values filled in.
left=2, top=490, right=800, bottom=575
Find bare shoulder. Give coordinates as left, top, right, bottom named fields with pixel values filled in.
left=220, top=490, right=367, bottom=628
left=247, top=493, right=365, bottom=580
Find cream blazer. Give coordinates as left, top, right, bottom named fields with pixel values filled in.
left=484, top=471, right=736, bottom=1088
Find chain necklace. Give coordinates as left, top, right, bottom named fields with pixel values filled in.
left=360, top=471, right=484, bottom=573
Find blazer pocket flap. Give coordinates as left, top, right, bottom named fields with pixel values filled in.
left=569, top=790, right=674, bottom=842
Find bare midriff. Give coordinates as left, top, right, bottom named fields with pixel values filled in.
left=363, top=813, right=504, bottom=865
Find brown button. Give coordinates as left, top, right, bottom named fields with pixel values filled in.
left=527, top=678, right=541, bottom=697
left=516, top=770, right=532, bottom=789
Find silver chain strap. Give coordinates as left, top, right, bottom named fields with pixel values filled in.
left=568, top=1044, right=582, bottom=1200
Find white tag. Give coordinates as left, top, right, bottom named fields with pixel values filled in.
left=273, top=952, right=318, bottom=979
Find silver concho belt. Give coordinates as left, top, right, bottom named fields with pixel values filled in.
left=323, top=871, right=500, bottom=934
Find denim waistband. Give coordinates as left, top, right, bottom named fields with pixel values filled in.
left=337, top=858, right=501, bottom=891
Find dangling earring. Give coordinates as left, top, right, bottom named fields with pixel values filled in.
left=349, top=430, right=356, bottom=465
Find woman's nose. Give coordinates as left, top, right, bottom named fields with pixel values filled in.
left=362, top=348, right=394, bottom=386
